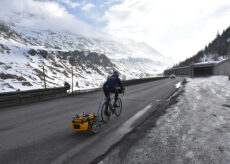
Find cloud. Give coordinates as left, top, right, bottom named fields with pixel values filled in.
left=0, top=0, right=105, bottom=38
left=0, top=0, right=70, bottom=18
left=103, top=0, right=230, bottom=62
left=81, top=3, right=95, bottom=11
left=58, top=0, right=80, bottom=8
left=1, top=0, right=230, bottom=64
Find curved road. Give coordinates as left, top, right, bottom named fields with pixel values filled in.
left=0, top=77, right=183, bottom=164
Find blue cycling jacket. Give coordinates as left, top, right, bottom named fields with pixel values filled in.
left=103, top=75, right=123, bottom=90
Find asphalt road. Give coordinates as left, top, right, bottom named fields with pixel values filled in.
left=0, top=77, right=183, bottom=164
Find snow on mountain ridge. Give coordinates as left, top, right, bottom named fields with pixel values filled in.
left=1, top=12, right=165, bottom=60
left=0, top=14, right=169, bottom=92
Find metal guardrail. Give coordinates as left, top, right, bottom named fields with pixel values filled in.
left=0, top=86, right=69, bottom=108
left=0, top=77, right=167, bottom=108
left=122, top=77, right=166, bottom=86
left=72, top=77, right=167, bottom=95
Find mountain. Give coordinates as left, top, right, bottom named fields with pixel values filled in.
left=0, top=12, right=169, bottom=92
left=174, top=26, right=230, bottom=68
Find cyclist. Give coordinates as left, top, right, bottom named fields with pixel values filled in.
left=103, top=71, right=124, bottom=109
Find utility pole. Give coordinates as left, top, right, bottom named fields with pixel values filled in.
left=69, top=57, right=75, bottom=95
left=72, top=65, right=74, bottom=95
left=43, top=66, right=46, bottom=89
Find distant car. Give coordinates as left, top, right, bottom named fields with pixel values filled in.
left=169, top=74, right=176, bottom=79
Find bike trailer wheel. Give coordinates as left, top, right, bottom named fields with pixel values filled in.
left=89, top=121, right=101, bottom=134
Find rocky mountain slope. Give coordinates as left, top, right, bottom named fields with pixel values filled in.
left=174, top=26, right=230, bottom=68
left=0, top=13, right=169, bottom=92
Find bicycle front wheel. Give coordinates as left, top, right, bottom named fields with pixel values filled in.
left=101, top=101, right=110, bottom=123
left=115, top=98, right=122, bottom=117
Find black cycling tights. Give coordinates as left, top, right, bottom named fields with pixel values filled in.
left=103, top=88, right=118, bottom=104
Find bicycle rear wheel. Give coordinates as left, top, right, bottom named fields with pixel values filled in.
left=115, top=98, right=122, bottom=117
left=101, top=101, right=110, bottom=123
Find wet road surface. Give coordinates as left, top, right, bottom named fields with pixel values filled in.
left=0, top=78, right=183, bottom=164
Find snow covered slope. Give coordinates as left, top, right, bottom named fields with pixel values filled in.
left=0, top=13, right=170, bottom=92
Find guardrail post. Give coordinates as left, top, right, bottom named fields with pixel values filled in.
left=19, top=93, right=21, bottom=104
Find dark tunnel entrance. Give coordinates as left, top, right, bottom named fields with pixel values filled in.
left=193, top=66, right=213, bottom=77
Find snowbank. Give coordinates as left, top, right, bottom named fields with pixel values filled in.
left=102, top=76, right=230, bottom=164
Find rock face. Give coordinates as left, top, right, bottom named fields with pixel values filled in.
left=0, top=17, right=169, bottom=92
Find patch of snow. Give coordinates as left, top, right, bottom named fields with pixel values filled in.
left=84, top=51, right=89, bottom=57
left=193, top=60, right=219, bottom=65
left=175, top=81, right=182, bottom=89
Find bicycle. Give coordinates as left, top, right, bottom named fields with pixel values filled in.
left=99, top=89, right=124, bottom=123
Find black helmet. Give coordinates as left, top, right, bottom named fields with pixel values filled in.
left=113, top=71, right=119, bottom=77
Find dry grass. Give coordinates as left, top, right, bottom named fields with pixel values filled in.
left=34, top=68, right=44, bottom=79
left=0, top=73, right=26, bottom=81
left=21, top=82, right=32, bottom=86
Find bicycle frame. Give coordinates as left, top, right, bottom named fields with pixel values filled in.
left=98, top=88, right=124, bottom=122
